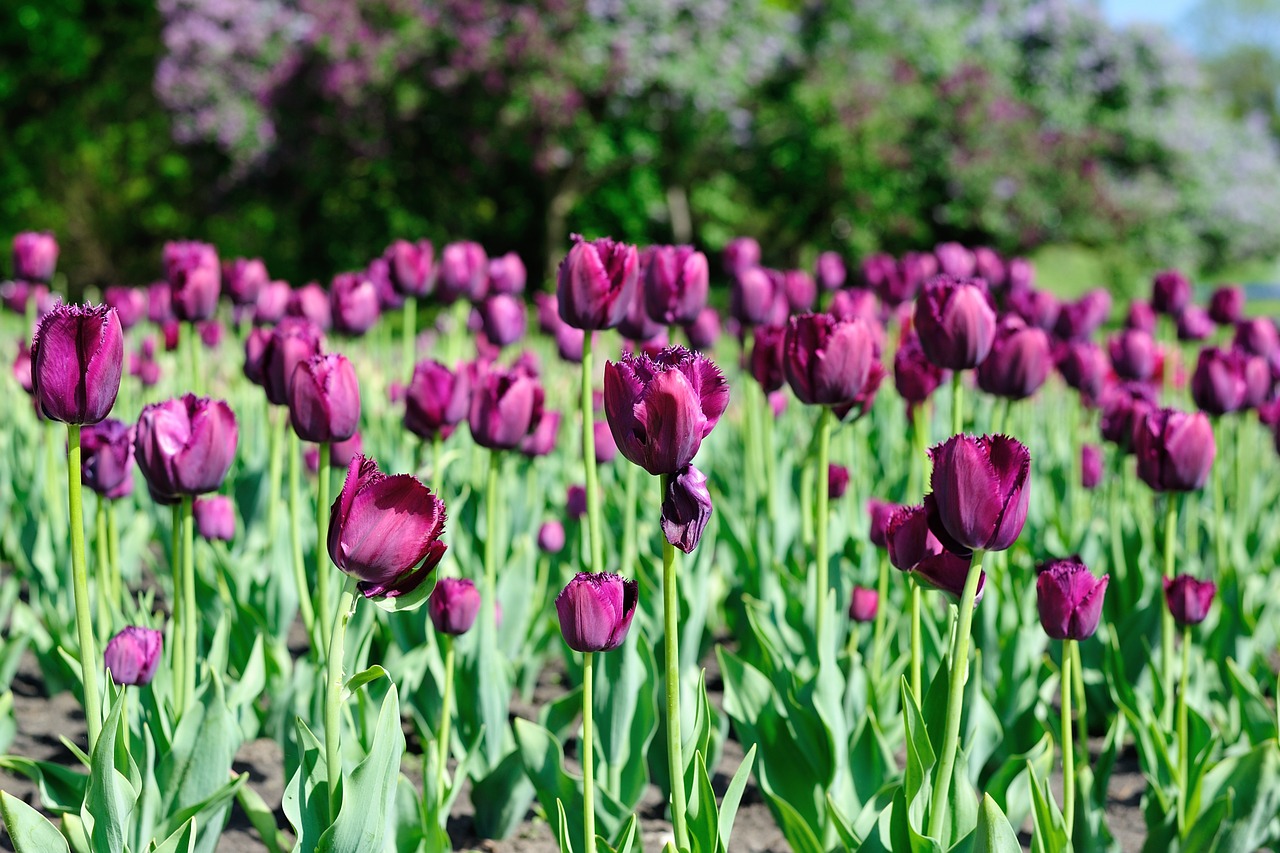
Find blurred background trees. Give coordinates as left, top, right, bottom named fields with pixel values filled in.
left=3, top=0, right=1280, bottom=293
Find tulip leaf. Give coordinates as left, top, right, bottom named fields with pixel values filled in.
left=971, top=794, right=1021, bottom=853
left=608, top=815, right=638, bottom=853
left=369, top=572, right=438, bottom=614
left=555, top=798, right=574, bottom=853
left=0, top=790, right=70, bottom=853
left=767, top=793, right=825, bottom=853
left=1026, top=761, right=1071, bottom=853
left=150, top=817, right=196, bottom=853
left=1195, top=739, right=1280, bottom=852
left=233, top=781, right=289, bottom=853
left=316, top=685, right=405, bottom=853
left=718, top=743, right=756, bottom=851
left=0, top=756, right=89, bottom=814
left=82, top=689, right=135, bottom=853
left=341, top=665, right=388, bottom=701
left=686, top=751, right=719, bottom=853
left=281, top=720, right=330, bottom=853
left=469, top=750, right=536, bottom=840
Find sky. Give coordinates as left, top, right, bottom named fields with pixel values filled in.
left=1102, top=0, right=1196, bottom=27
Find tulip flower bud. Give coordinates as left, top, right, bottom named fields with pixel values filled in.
left=255, top=281, right=291, bottom=325
left=848, top=586, right=878, bottom=623
left=104, top=287, right=146, bottom=330
left=783, top=270, right=817, bottom=313
left=199, top=320, right=223, bottom=349
left=645, top=245, right=709, bottom=326
left=887, top=505, right=984, bottom=604
left=288, top=283, right=332, bottom=330
left=815, top=252, right=846, bottom=291
left=328, top=455, right=447, bottom=599
left=82, top=419, right=135, bottom=499
left=1057, top=341, right=1109, bottom=405
left=386, top=239, right=436, bottom=297
left=194, top=495, right=236, bottom=542
left=12, top=231, right=58, bottom=282
left=1191, top=347, right=1247, bottom=416
left=289, top=353, right=361, bottom=443
left=1099, top=382, right=1157, bottom=451
left=538, top=520, right=566, bottom=554
left=555, top=572, right=638, bottom=653
left=828, top=464, right=850, bottom=500
left=722, top=237, right=761, bottom=276
left=429, top=578, right=482, bottom=635
left=749, top=325, right=786, bottom=393
left=593, top=419, right=617, bottom=464
left=1035, top=558, right=1108, bottom=640
left=1207, top=286, right=1244, bottom=326
left=1054, top=290, right=1112, bottom=342
left=405, top=359, right=471, bottom=441
left=1150, top=270, right=1191, bottom=316
left=104, top=626, right=162, bottom=686
left=1108, top=329, right=1158, bottom=382
left=557, top=235, right=639, bottom=331
left=480, top=294, right=527, bottom=348
left=469, top=364, right=545, bottom=450
left=683, top=308, right=721, bottom=351
left=914, top=276, right=996, bottom=370
left=164, top=240, right=221, bottom=322
left=977, top=316, right=1052, bottom=400
left=894, top=332, right=948, bottom=406
left=486, top=252, right=526, bottom=296
left=867, top=499, right=898, bottom=549
left=1135, top=408, right=1215, bottom=492
left=439, top=241, right=489, bottom=303
left=330, top=272, right=381, bottom=336
left=262, top=318, right=325, bottom=406
left=926, top=434, right=1030, bottom=554
left=935, top=242, right=976, bottom=278
left=1164, top=575, right=1215, bottom=626
left=518, top=410, right=562, bottom=458
left=30, top=304, right=124, bottom=425
left=135, top=395, right=238, bottom=498
left=1125, top=300, right=1157, bottom=333
left=661, top=464, right=713, bottom=553
left=1081, top=444, right=1102, bottom=490
left=782, top=313, right=877, bottom=409
left=729, top=267, right=777, bottom=327
left=1235, top=318, right=1280, bottom=358
left=13, top=341, right=33, bottom=394
left=1007, top=288, right=1060, bottom=331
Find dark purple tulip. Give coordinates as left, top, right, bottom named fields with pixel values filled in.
left=977, top=316, right=1052, bottom=400
left=730, top=267, right=778, bottom=327
left=683, top=307, right=720, bottom=351
left=1007, top=258, right=1034, bottom=293
left=365, top=256, right=402, bottom=312
left=1235, top=318, right=1279, bottom=358
left=748, top=325, right=786, bottom=393
left=722, top=237, right=760, bottom=276
left=555, top=572, right=638, bottom=653
left=135, top=395, right=237, bottom=497
left=604, top=346, right=730, bottom=476
left=556, top=323, right=587, bottom=363
left=1125, top=300, right=1157, bottom=333
left=1164, top=575, right=1215, bottom=626
left=828, top=288, right=881, bottom=326
left=289, top=354, right=360, bottom=443
left=828, top=464, right=850, bottom=500
left=867, top=498, right=898, bottom=548
left=900, top=252, right=939, bottom=301
left=661, top=464, right=713, bottom=552
left=254, top=281, right=291, bottom=325
left=1208, top=286, right=1244, bottom=326
left=645, top=245, right=709, bottom=326
left=1099, top=382, right=1157, bottom=450
left=288, top=283, right=332, bottom=331
left=487, top=252, right=526, bottom=296
left=618, top=279, right=665, bottom=343
left=1007, top=288, right=1060, bottom=332
left=815, top=252, right=846, bottom=291
left=861, top=253, right=908, bottom=306
left=1177, top=307, right=1214, bottom=342
left=330, top=272, right=380, bottom=336
left=913, top=547, right=984, bottom=603
left=328, top=455, right=447, bottom=599
left=437, top=241, right=488, bottom=303
left=1242, top=354, right=1273, bottom=408
left=538, top=520, right=566, bottom=554
left=927, top=434, right=1030, bottom=553
left=81, top=419, right=134, bottom=499
left=914, top=276, right=996, bottom=370
left=1036, top=558, right=1108, bottom=640
left=894, top=332, right=948, bottom=406
left=12, top=231, right=58, bottom=282
left=134, top=350, right=160, bottom=388
left=1081, top=444, right=1102, bottom=489
left=30, top=304, right=124, bottom=425
left=162, top=320, right=180, bottom=352
left=557, top=235, right=640, bottom=330
left=1108, top=329, right=1158, bottom=382
left=164, top=240, right=220, bottom=322
left=479, top=294, right=527, bottom=348
left=404, top=359, right=471, bottom=441
left=194, top=495, right=235, bottom=542
left=104, top=287, right=146, bottom=330
left=934, top=242, right=976, bottom=278
left=1151, top=270, right=1192, bottom=316
left=14, top=340, right=33, bottom=394
left=261, top=318, right=325, bottom=406
left=1054, top=290, right=1112, bottom=342
left=429, top=578, right=482, bottom=635
left=243, top=327, right=270, bottom=387
left=973, top=247, right=1005, bottom=290
left=593, top=419, right=617, bottom=464
left=147, top=282, right=172, bottom=324
left=849, top=586, right=878, bottom=623
left=386, top=239, right=436, bottom=297
left=1, top=281, right=31, bottom=314
left=782, top=313, right=877, bottom=408
left=783, top=270, right=817, bottom=313
left=518, top=410, right=561, bottom=458
left=1191, top=348, right=1247, bottom=416
left=1135, top=408, right=1215, bottom=492
left=1057, top=341, right=1110, bottom=405
left=104, top=626, right=162, bottom=686
left=469, top=364, right=545, bottom=450
left=567, top=484, right=588, bottom=520
left=198, top=320, right=223, bottom=349
left=884, top=506, right=986, bottom=603
left=223, top=258, right=268, bottom=307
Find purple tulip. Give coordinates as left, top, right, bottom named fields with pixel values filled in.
left=1108, top=329, right=1158, bottom=382
left=815, top=252, right=846, bottom=291
left=162, top=320, right=181, bottom=352
left=1164, top=575, right=1215, bottom=626
left=164, top=241, right=221, bottom=322
left=198, top=320, right=223, bottom=349
left=1007, top=258, right=1035, bottom=293
left=593, top=419, right=617, bottom=464
left=1099, top=382, right=1157, bottom=451
left=81, top=419, right=134, bottom=499
left=1007, top=288, right=1060, bottom=332
left=567, top=484, right=588, bottom=520
left=538, top=520, right=566, bottom=554
left=1081, top=444, right=1102, bottom=490
left=828, top=288, right=881, bottom=326
left=1191, top=348, right=1247, bottom=416
left=977, top=316, right=1052, bottom=400
left=867, top=498, right=898, bottom=549
left=1124, top=300, right=1156, bottom=333
left=849, top=586, right=878, bottom=623
left=894, top=332, right=948, bottom=406
left=30, top=304, right=124, bottom=425
left=486, top=252, right=526, bottom=296
left=254, top=281, right=291, bottom=325
left=683, top=307, right=721, bottom=351
left=645, top=245, right=709, bottom=326
left=1242, top=354, right=1274, bottom=408
left=518, top=410, right=562, bottom=458
left=902, top=252, right=941, bottom=304
left=926, top=434, right=1030, bottom=554
left=934, top=242, right=976, bottom=278
left=1177, top=307, right=1214, bottom=342
left=1057, top=341, right=1110, bottom=405
left=223, top=258, right=268, bottom=307
left=135, top=395, right=238, bottom=498
left=661, top=464, right=713, bottom=553
left=194, top=495, right=236, bottom=542
left=13, top=340, right=32, bottom=394
left=260, top=318, right=325, bottom=406
left=862, top=253, right=909, bottom=306
left=617, top=279, right=665, bottom=343
left=438, top=241, right=489, bottom=304
left=288, top=283, right=332, bottom=331
left=722, top=237, right=761, bottom=276
left=828, top=464, right=850, bottom=500
left=1036, top=558, right=1108, bottom=640
left=885, top=505, right=984, bottom=601
left=327, top=455, right=447, bottom=598
left=914, top=276, right=996, bottom=370
left=469, top=363, right=545, bottom=450
left=104, top=287, right=147, bottom=330
left=782, top=313, right=878, bottom=411
left=555, top=572, right=638, bottom=653
left=289, top=353, right=361, bottom=443
left=1151, top=270, right=1191, bottom=316
left=1234, top=318, right=1279, bottom=358
left=12, top=231, right=58, bottom=282
left=478, top=294, right=527, bottom=348
left=429, top=578, right=482, bottom=635
left=603, top=345, right=730, bottom=476
left=386, top=239, right=436, bottom=297
left=730, top=267, right=778, bottom=327
left=556, top=235, right=640, bottom=331
left=973, top=247, right=1006, bottom=290
left=1208, top=286, right=1244, bottom=326
left=1054, top=290, right=1112, bottom=342
left=748, top=325, right=786, bottom=393
left=1135, top=408, right=1215, bottom=492
left=404, top=359, right=471, bottom=441
left=103, top=626, right=162, bottom=686
left=148, top=282, right=173, bottom=324
left=330, top=272, right=381, bottom=336
left=783, top=270, right=817, bottom=313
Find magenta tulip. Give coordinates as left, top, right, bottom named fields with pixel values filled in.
left=438, top=241, right=489, bottom=303
left=914, top=276, right=996, bottom=370
left=815, top=252, right=846, bottom=291
left=1191, top=348, right=1247, bottom=416
left=1135, top=408, right=1215, bottom=492
left=30, top=304, right=124, bottom=425
left=289, top=353, right=361, bottom=443
left=386, top=239, right=436, bottom=297
left=1164, top=575, right=1215, bottom=626
left=330, top=272, right=381, bottom=336
left=194, top=495, right=236, bottom=542
left=1207, top=286, right=1244, bottom=326
left=1081, top=444, right=1102, bottom=490
left=848, top=586, right=878, bottom=623
left=287, top=283, right=332, bottom=331
left=104, top=626, right=162, bottom=686
left=828, top=464, right=850, bottom=500
left=429, top=578, right=482, bottom=635
left=894, top=332, right=948, bottom=406
left=645, top=245, right=709, bottom=326
left=404, top=359, right=471, bottom=441
left=1151, top=270, right=1192, bottom=316
left=660, top=464, right=713, bottom=553
left=538, top=520, right=566, bottom=554
left=261, top=318, right=325, bottom=406
left=223, top=258, right=268, bottom=307
left=12, top=231, right=58, bottom=282
left=782, top=313, right=877, bottom=410
left=164, top=240, right=220, bottom=322
left=926, top=434, right=1030, bottom=554
left=135, top=394, right=238, bottom=497
left=555, top=572, right=638, bottom=653
left=1036, top=558, right=1108, bottom=641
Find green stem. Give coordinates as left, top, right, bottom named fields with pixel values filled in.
left=926, top=549, right=986, bottom=841
left=815, top=407, right=834, bottom=648
left=95, top=496, right=111, bottom=638
left=402, top=297, right=418, bottom=382
left=288, top=430, right=316, bottom=645
left=910, top=582, right=923, bottom=702
left=761, top=392, right=779, bottom=540
left=316, top=442, right=333, bottom=655
left=1212, top=428, right=1227, bottom=575
left=1177, top=624, right=1191, bottom=832
left=67, top=426, right=102, bottom=751
left=661, top=476, right=689, bottom=850
left=951, top=371, right=964, bottom=437
left=620, top=461, right=639, bottom=579
left=582, top=651, right=596, bottom=848
left=1161, top=494, right=1179, bottom=729
left=267, top=406, right=285, bottom=537
left=181, top=495, right=196, bottom=715
left=1072, top=640, right=1087, bottom=783
left=107, top=500, right=122, bottom=612
left=170, top=503, right=184, bottom=718
left=437, top=635, right=455, bottom=808
left=581, top=333, right=604, bottom=575
left=872, top=553, right=890, bottom=674
left=431, top=433, right=444, bottom=497
left=325, top=577, right=358, bottom=820
left=185, top=321, right=199, bottom=395
left=1062, top=639, right=1076, bottom=840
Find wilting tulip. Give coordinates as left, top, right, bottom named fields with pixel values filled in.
left=386, top=239, right=436, bottom=297
left=977, top=316, right=1052, bottom=400
left=223, top=258, right=268, bottom=307
left=1135, top=408, right=1215, bottom=492
left=289, top=354, right=360, bottom=443
left=1177, top=307, right=1214, bottom=342
left=848, top=586, right=878, bottom=623
left=518, top=410, right=561, bottom=458
left=165, top=240, right=220, bottom=322
left=722, top=237, right=760, bottom=276
left=1151, top=270, right=1192, bottom=316
left=330, top=272, right=380, bottom=336
left=828, top=464, right=850, bottom=500
left=1191, top=348, right=1247, bottom=415
left=603, top=346, right=729, bottom=475
left=815, top=252, right=846, bottom=291
left=645, top=245, right=709, bottom=326
left=1208, top=286, right=1244, bottom=326
left=135, top=395, right=238, bottom=497
left=567, top=484, right=588, bottom=520
left=894, top=332, right=948, bottom=406
left=661, top=464, right=713, bottom=552
left=194, top=495, right=235, bottom=541
left=749, top=325, right=786, bottom=393
left=1081, top=444, right=1102, bottom=490
left=103, top=626, right=162, bottom=686
left=1164, top=575, right=1215, bottom=626
left=1036, top=558, right=1108, bottom=640
left=261, top=318, right=325, bottom=406
left=82, top=419, right=134, bottom=499
left=1054, top=290, right=1112, bottom=341
left=555, top=572, right=638, bottom=653
left=683, top=307, right=721, bottom=351
left=1057, top=341, right=1110, bottom=405
left=782, top=313, right=877, bottom=410
left=288, top=283, right=332, bottom=330
left=783, top=270, right=817, bottom=313
left=469, top=364, right=545, bottom=450
left=557, top=235, right=640, bottom=330
left=31, top=304, right=124, bottom=425
left=926, top=434, right=1030, bottom=553
left=429, top=578, right=482, bottom=635
left=1234, top=318, right=1279, bottom=357
left=1108, top=329, right=1158, bottom=382
left=328, top=455, right=447, bottom=598
left=438, top=241, right=489, bottom=303
left=480, top=294, right=527, bottom=347
left=914, top=276, right=996, bottom=370
left=255, top=281, right=291, bottom=325
left=404, top=359, right=471, bottom=441
left=104, top=287, right=146, bottom=330
left=934, top=242, right=976, bottom=278
left=867, top=498, right=898, bottom=548
left=12, top=231, right=58, bottom=282
left=538, top=520, right=566, bottom=554
left=730, top=267, right=778, bottom=327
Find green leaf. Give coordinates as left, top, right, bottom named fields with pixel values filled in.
left=281, top=720, right=330, bottom=853
left=1195, top=739, right=1280, bottom=852
left=0, top=790, right=70, bottom=853
left=369, top=573, right=438, bottom=614
left=150, top=817, right=196, bottom=853
left=556, top=799, right=574, bottom=853
left=234, top=782, right=288, bottom=853
left=0, top=756, right=88, bottom=814
left=900, top=677, right=936, bottom=804
left=1027, top=761, right=1072, bottom=853
left=686, top=751, right=719, bottom=853
left=971, top=794, right=1021, bottom=853
left=82, top=690, right=135, bottom=853
left=610, top=815, right=638, bottom=853
left=341, top=665, right=388, bottom=701
left=718, top=744, right=755, bottom=851
left=767, top=794, right=825, bottom=853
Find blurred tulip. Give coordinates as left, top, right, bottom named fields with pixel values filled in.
left=567, top=484, right=588, bottom=520
left=330, top=272, right=381, bottom=336
left=194, top=495, right=235, bottom=542
left=894, top=332, right=948, bottom=406
left=439, top=241, right=489, bottom=303
left=926, top=434, right=1030, bottom=553
left=828, top=464, right=850, bottom=500
left=147, top=282, right=172, bottom=324
left=1242, top=354, right=1273, bottom=408
left=12, top=231, right=58, bottom=282
left=815, top=252, right=846, bottom=291
left=480, top=294, right=527, bottom=348
left=31, top=304, right=124, bottom=425
left=537, top=520, right=565, bottom=554
left=934, top=242, right=976, bottom=278
left=469, top=364, right=545, bottom=450
left=1207, top=286, right=1244, bottom=326
left=1007, top=287, right=1060, bottom=331
left=914, top=276, right=996, bottom=370
left=162, top=320, right=181, bottom=352
left=1108, top=329, right=1158, bottom=381
left=386, top=239, right=436, bottom=297
left=13, top=340, right=32, bottom=394
left=1234, top=317, right=1279, bottom=357
left=900, top=252, right=940, bottom=303
left=722, top=237, right=760, bottom=276
left=1125, top=300, right=1157, bottom=333
left=1135, top=408, right=1215, bottom=492
left=782, top=313, right=877, bottom=410
left=81, top=418, right=134, bottom=499
left=617, top=279, right=665, bottom=343
left=862, top=253, right=908, bottom=306
left=1054, top=290, right=1112, bottom=341
left=828, top=288, right=881, bottom=327
left=1099, top=382, right=1157, bottom=450
left=557, top=235, right=639, bottom=330
left=260, top=317, right=325, bottom=406
left=1191, top=347, right=1247, bottom=415
left=104, top=287, right=146, bottom=330
left=104, top=626, right=162, bottom=686
left=165, top=240, right=220, bottom=322
left=977, top=316, right=1052, bottom=400
left=645, top=245, right=709, bottom=325
left=555, top=572, right=638, bottom=653
left=1081, top=444, right=1102, bottom=490
left=730, top=267, right=777, bottom=327
left=1057, top=341, right=1110, bottom=405
left=1176, top=307, right=1214, bottom=342
left=867, top=498, right=898, bottom=549
left=287, top=283, right=332, bottom=330
left=136, top=395, right=238, bottom=498
left=518, top=410, right=562, bottom=458
left=593, top=419, right=617, bottom=464
left=783, top=270, right=817, bottom=313
left=486, top=252, right=526, bottom=296
left=848, top=586, right=878, bottom=623
left=973, top=247, right=1005, bottom=290
left=223, top=258, right=268, bottom=307
left=683, top=307, right=721, bottom=352
left=198, top=320, right=223, bottom=349
left=254, top=281, right=291, bottom=325
left=748, top=325, right=786, bottom=393
left=661, top=464, right=712, bottom=552
left=1036, top=558, right=1108, bottom=640
left=289, top=353, right=361, bottom=443
left=404, top=359, right=471, bottom=441
left=1164, top=575, right=1215, bottom=626
left=1151, top=270, right=1191, bottom=316
left=429, top=578, right=482, bottom=635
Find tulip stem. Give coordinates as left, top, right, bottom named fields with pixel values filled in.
left=402, top=297, right=417, bottom=382
left=950, top=372, right=964, bottom=436
left=661, top=483, right=689, bottom=851
left=107, top=501, right=122, bottom=612
left=1072, top=639, right=1087, bottom=779
left=621, top=460, right=639, bottom=579
left=814, top=407, right=834, bottom=650
left=1212, top=433, right=1228, bottom=575
left=325, top=577, right=358, bottom=821
left=67, top=425, right=102, bottom=752
left=910, top=581, right=923, bottom=702
left=181, top=495, right=197, bottom=716
left=95, top=497, right=111, bottom=639
left=267, top=406, right=285, bottom=538
left=582, top=650, right=597, bottom=848
left=1161, top=494, right=1179, bottom=729
left=437, top=634, right=454, bottom=809
left=185, top=321, right=198, bottom=395
left=1061, top=639, right=1076, bottom=840
left=288, top=430, right=317, bottom=647
left=171, top=503, right=184, bottom=718
left=761, top=390, right=779, bottom=542
left=431, top=433, right=444, bottom=497
left=872, top=552, right=890, bottom=674
left=316, top=442, right=333, bottom=656
left=1177, top=624, right=1191, bottom=832
left=926, top=548, right=985, bottom=841
left=581, top=333, right=604, bottom=575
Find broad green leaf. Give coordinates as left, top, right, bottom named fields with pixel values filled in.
left=718, top=744, right=756, bottom=851
left=971, top=794, right=1020, bottom=853
left=150, top=817, right=196, bottom=853
left=341, top=665, right=388, bottom=701
left=281, top=720, right=329, bottom=853
left=0, top=790, right=70, bottom=853
left=317, top=685, right=405, bottom=853
left=1027, top=762, right=1071, bottom=853
left=82, top=690, right=135, bottom=853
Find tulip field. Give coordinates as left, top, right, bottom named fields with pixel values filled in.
left=2, top=231, right=1280, bottom=853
